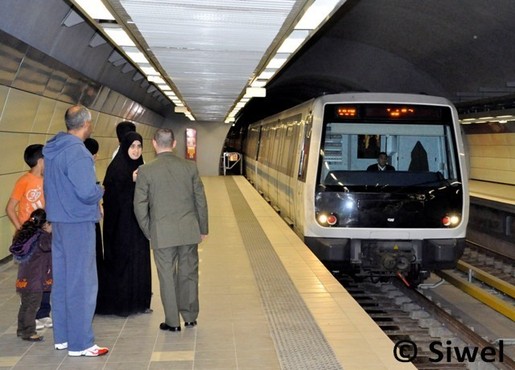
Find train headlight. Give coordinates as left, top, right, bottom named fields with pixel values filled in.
left=317, top=213, right=338, bottom=226
left=442, top=214, right=460, bottom=227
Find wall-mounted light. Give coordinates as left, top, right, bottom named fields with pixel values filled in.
left=295, top=0, right=343, bottom=30
left=139, top=65, right=160, bottom=76
left=102, top=26, right=136, bottom=47
left=250, top=79, right=267, bottom=88
left=123, top=48, right=150, bottom=64
left=277, top=30, right=310, bottom=53
left=265, top=54, right=289, bottom=69
left=73, top=0, right=115, bottom=20
left=245, top=87, right=266, bottom=98
left=147, top=75, right=166, bottom=84
left=257, top=70, right=275, bottom=80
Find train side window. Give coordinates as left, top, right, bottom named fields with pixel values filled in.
left=298, top=115, right=312, bottom=182
left=271, top=123, right=283, bottom=171
left=258, top=126, right=270, bottom=165
left=246, top=126, right=260, bottom=160
left=268, top=125, right=279, bottom=170
left=288, top=121, right=301, bottom=177
left=282, top=123, right=294, bottom=175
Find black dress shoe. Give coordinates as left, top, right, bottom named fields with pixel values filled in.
left=159, top=322, right=181, bottom=332
left=184, top=321, right=197, bottom=327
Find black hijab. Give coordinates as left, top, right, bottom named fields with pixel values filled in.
left=109, top=132, right=143, bottom=175
left=105, top=132, right=144, bottom=186
left=119, top=131, right=144, bottom=171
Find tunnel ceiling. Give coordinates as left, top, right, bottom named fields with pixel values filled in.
left=2, top=1, right=515, bottom=126
left=238, top=0, right=515, bottom=124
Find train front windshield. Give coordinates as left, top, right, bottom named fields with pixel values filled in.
left=318, top=103, right=460, bottom=189
left=316, top=103, right=463, bottom=228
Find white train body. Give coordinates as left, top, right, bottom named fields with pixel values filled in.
left=243, top=93, right=469, bottom=284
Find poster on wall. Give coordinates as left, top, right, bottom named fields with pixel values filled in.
left=186, top=128, right=197, bottom=160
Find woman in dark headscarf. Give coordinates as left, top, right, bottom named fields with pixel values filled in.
left=96, top=132, right=152, bottom=316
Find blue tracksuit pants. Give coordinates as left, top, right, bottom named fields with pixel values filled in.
left=51, top=222, right=97, bottom=351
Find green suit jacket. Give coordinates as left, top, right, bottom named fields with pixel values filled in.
left=133, top=152, right=208, bottom=249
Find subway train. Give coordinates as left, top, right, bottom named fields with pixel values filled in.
left=242, top=93, right=469, bottom=285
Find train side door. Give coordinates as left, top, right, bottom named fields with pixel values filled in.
left=279, top=120, right=297, bottom=224
left=293, top=114, right=312, bottom=234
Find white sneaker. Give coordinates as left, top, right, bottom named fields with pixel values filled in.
left=35, top=319, right=44, bottom=330
left=55, top=342, right=68, bottom=350
left=38, top=317, right=53, bottom=328
left=43, top=317, right=53, bottom=328
left=68, top=344, right=109, bottom=357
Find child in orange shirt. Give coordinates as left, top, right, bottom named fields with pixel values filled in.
left=5, top=144, right=52, bottom=329
left=6, top=144, right=45, bottom=229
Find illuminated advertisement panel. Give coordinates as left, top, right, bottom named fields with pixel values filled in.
left=186, top=128, right=197, bottom=160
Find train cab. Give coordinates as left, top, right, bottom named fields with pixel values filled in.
left=244, top=93, right=470, bottom=285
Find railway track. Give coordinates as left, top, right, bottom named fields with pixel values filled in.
left=432, top=242, right=515, bottom=323
left=461, top=242, right=515, bottom=285
left=334, top=273, right=515, bottom=369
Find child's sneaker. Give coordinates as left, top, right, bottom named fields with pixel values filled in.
left=68, top=344, right=109, bottom=357
left=54, top=342, right=68, bottom=350
left=41, top=317, right=53, bottom=328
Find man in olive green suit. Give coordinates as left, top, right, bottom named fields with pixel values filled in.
left=134, top=128, right=208, bottom=332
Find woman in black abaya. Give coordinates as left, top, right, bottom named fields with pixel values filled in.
left=96, top=132, right=152, bottom=316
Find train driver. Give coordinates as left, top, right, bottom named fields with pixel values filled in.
left=366, top=152, right=395, bottom=171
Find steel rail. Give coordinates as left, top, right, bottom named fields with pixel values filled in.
left=396, top=280, right=515, bottom=370
left=435, top=270, right=515, bottom=322
left=456, top=260, right=515, bottom=299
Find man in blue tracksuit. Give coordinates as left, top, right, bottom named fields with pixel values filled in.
left=43, top=105, right=108, bottom=357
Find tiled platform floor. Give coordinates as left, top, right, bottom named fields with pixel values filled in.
left=0, top=176, right=415, bottom=370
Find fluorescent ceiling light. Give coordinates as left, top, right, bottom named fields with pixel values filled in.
left=175, top=106, right=189, bottom=113
left=251, top=79, right=267, bottom=88
left=148, top=76, right=166, bottom=84
left=139, top=66, right=160, bottom=76
left=124, top=49, right=149, bottom=64
left=295, top=0, right=341, bottom=30
left=277, top=30, right=309, bottom=53
left=245, top=87, right=266, bottom=98
left=266, top=54, right=289, bottom=69
left=257, top=70, right=276, bottom=80
left=74, top=0, right=115, bottom=20
left=103, top=26, right=135, bottom=47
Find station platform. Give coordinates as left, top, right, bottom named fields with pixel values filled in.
left=0, top=176, right=415, bottom=370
